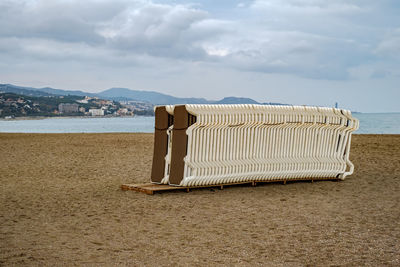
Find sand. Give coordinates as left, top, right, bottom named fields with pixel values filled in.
left=1, top=133, right=399, bottom=266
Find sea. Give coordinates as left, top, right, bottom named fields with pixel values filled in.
left=0, top=113, right=399, bottom=134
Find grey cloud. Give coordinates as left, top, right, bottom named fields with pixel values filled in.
left=0, top=0, right=399, bottom=82
left=0, top=0, right=232, bottom=60
left=218, top=0, right=399, bottom=79
left=100, top=3, right=233, bottom=59
left=205, top=29, right=368, bottom=79
left=375, top=28, right=400, bottom=58
left=251, top=0, right=365, bottom=15
left=370, top=69, right=390, bottom=79
left=0, top=36, right=165, bottom=71
left=0, top=0, right=119, bottom=43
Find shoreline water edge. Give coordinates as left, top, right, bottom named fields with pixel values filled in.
left=0, top=113, right=399, bottom=134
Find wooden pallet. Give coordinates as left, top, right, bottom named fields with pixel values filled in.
left=121, top=178, right=339, bottom=195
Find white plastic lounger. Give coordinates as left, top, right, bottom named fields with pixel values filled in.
left=151, top=104, right=359, bottom=187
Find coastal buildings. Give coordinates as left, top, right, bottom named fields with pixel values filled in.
left=58, top=103, right=79, bottom=114
left=89, top=108, right=104, bottom=116
left=1, top=92, right=140, bottom=118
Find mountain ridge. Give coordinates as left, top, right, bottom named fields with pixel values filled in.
left=98, top=87, right=211, bottom=105
left=1, top=83, right=285, bottom=105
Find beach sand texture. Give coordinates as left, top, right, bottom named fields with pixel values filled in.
left=1, top=133, right=399, bottom=266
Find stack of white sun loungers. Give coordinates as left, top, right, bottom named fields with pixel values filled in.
left=150, top=104, right=359, bottom=187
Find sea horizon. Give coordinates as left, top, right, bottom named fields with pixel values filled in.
left=0, top=112, right=399, bottom=134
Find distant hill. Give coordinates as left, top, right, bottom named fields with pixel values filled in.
left=0, top=84, right=97, bottom=98
left=97, top=88, right=263, bottom=105
left=98, top=88, right=210, bottom=105
left=213, top=97, right=259, bottom=104
left=37, top=87, right=97, bottom=98
left=1, top=83, right=287, bottom=106
left=0, top=84, right=55, bottom=97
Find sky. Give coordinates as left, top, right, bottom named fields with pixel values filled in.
left=0, top=0, right=399, bottom=112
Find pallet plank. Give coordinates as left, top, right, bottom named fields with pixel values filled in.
left=121, top=178, right=339, bottom=195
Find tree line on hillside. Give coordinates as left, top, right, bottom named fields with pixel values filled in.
left=0, top=93, right=127, bottom=118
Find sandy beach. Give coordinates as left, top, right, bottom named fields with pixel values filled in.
left=1, top=133, right=399, bottom=266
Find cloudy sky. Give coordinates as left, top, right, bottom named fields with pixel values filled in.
left=1, top=0, right=399, bottom=112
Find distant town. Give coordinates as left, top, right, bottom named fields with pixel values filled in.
left=0, top=93, right=154, bottom=119
left=0, top=83, right=291, bottom=119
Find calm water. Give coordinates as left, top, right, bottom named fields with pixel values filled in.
left=0, top=113, right=399, bottom=134
left=0, top=116, right=155, bottom=133
left=353, top=113, right=400, bottom=134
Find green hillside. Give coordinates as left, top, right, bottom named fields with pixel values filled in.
left=0, top=93, right=122, bottom=118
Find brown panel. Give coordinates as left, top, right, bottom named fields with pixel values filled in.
left=168, top=105, right=195, bottom=185
left=150, top=106, right=172, bottom=183
left=168, top=130, right=188, bottom=185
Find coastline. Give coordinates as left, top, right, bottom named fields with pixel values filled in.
left=0, top=115, right=139, bottom=121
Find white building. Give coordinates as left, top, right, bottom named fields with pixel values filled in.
left=89, top=109, right=104, bottom=116
left=58, top=103, right=79, bottom=114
